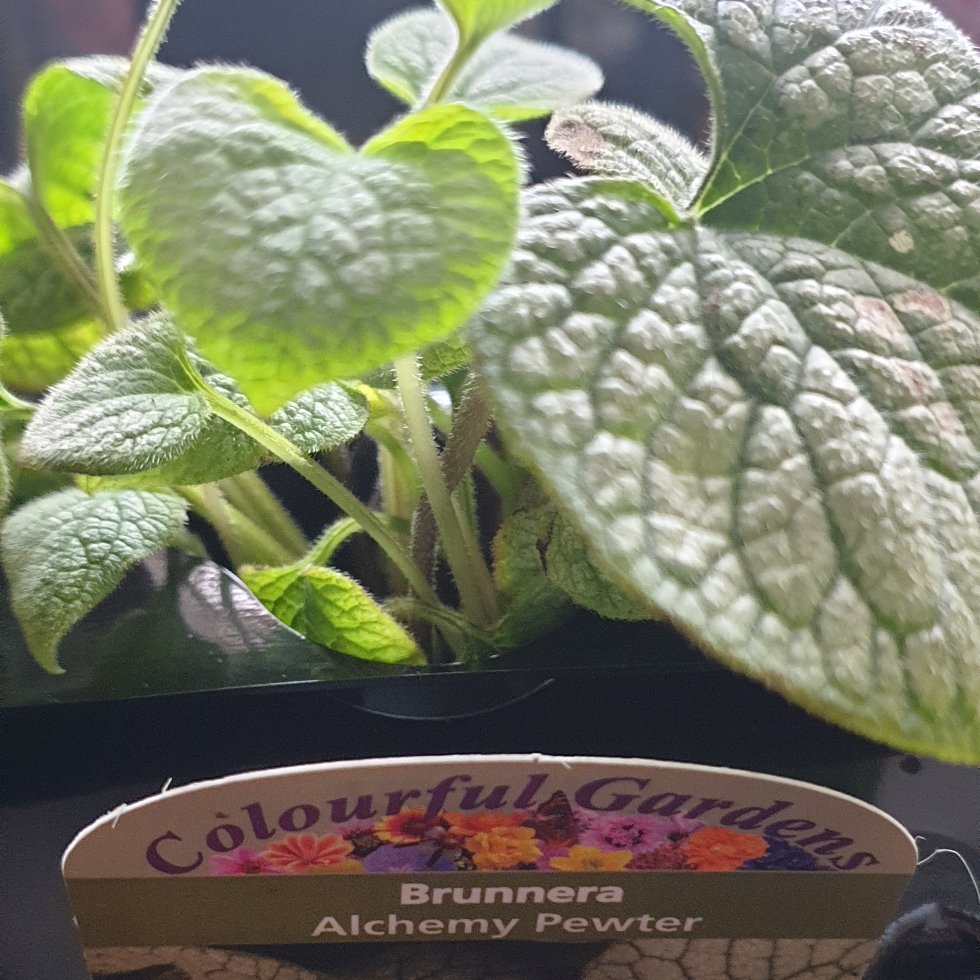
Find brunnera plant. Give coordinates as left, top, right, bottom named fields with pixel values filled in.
left=1, top=0, right=979, bottom=762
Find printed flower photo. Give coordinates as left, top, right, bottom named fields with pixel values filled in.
left=207, top=793, right=831, bottom=876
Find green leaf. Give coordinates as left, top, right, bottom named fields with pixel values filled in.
left=0, top=487, right=187, bottom=672
left=368, top=7, right=603, bottom=121
left=546, top=101, right=708, bottom=209
left=238, top=563, right=424, bottom=665
left=546, top=512, right=652, bottom=621
left=438, top=0, right=559, bottom=46
left=24, top=57, right=182, bottom=227
left=20, top=314, right=368, bottom=486
left=0, top=181, right=96, bottom=334
left=19, top=314, right=251, bottom=478
left=119, top=67, right=519, bottom=413
left=639, top=0, right=980, bottom=303
left=490, top=505, right=573, bottom=648
left=473, top=159, right=980, bottom=762
left=267, top=383, right=368, bottom=455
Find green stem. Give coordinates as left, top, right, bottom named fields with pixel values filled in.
left=94, top=0, right=183, bottom=332
left=177, top=348, right=441, bottom=610
left=218, top=471, right=308, bottom=559
left=395, top=355, right=498, bottom=628
left=424, top=35, right=481, bottom=106
left=384, top=597, right=489, bottom=666
left=307, top=517, right=361, bottom=566
left=179, top=484, right=293, bottom=568
left=25, top=194, right=106, bottom=324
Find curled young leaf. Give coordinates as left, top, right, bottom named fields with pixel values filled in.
left=239, top=564, right=425, bottom=665
left=368, top=7, right=603, bottom=121
left=546, top=101, right=708, bottom=209
left=119, top=67, right=519, bottom=413
left=1, top=487, right=188, bottom=672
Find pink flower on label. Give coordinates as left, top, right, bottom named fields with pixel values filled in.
left=208, top=847, right=281, bottom=876
left=578, top=813, right=671, bottom=853
left=262, top=833, right=354, bottom=873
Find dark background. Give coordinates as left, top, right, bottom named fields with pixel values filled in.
left=0, top=0, right=716, bottom=178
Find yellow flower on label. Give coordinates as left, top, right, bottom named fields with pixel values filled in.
left=549, top=845, right=633, bottom=871
left=469, top=826, right=541, bottom=870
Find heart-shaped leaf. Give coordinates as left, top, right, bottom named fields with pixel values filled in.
left=368, top=7, right=603, bottom=121
left=238, top=564, right=424, bottom=665
left=546, top=101, right=708, bottom=209
left=473, top=1, right=980, bottom=762
left=633, top=0, right=980, bottom=304
left=20, top=315, right=368, bottom=487
left=438, top=0, right=559, bottom=46
left=119, top=67, right=519, bottom=413
left=1, top=487, right=188, bottom=672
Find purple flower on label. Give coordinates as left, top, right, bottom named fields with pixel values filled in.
left=362, top=843, right=455, bottom=873
left=666, top=815, right=704, bottom=839
left=578, top=813, right=671, bottom=853
left=208, top=847, right=281, bottom=875
left=739, top=838, right=830, bottom=871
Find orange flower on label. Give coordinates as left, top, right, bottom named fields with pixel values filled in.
left=549, top=845, right=632, bottom=872
left=444, top=811, right=527, bottom=836
left=262, top=834, right=354, bottom=873
left=375, top=809, right=441, bottom=844
left=469, top=826, right=541, bottom=870
left=682, top=827, right=768, bottom=871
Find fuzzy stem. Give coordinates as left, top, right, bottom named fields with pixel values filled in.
left=177, top=348, right=441, bottom=610
left=94, top=0, right=182, bottom=332
left=424, top=34, right=481, bottom=106
left=307, top=517, right=361, bottom=566
left=25, top=195, right=106, bottom=323
left=394, top=355, right=498, bottom=627
left=412, top=374, right=493, bottom=591
left=218, top=470, right=308, bottom=559
left=179, top=484, right=294, bottom=568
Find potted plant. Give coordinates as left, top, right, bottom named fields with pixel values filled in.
left=1, top=0, right=979, bottom=774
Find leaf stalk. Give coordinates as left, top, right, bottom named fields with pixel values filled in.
left=395, top=355, right=498, bottom=628
left=94, top=0, right=183, bottom=332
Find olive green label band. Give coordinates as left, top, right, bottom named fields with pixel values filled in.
left=68, top=872, right=910, bottom=945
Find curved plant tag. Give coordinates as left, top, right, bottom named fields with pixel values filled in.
left=368, top=7, right=603, bottom=121
left=62, top=756, right=915, bottom=973
left=20, top=315, right=368, bottom=487
left=238, top=564, right=424, bottom=665
left=546, top=102, right=708, bottom=210
left=473, top=0, right=980, bottom=763
left=119, top=67, right=519, bottom=413
left=438, top=0, right=560, bottom=46
left=0, top=487, right=187, bottom=672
